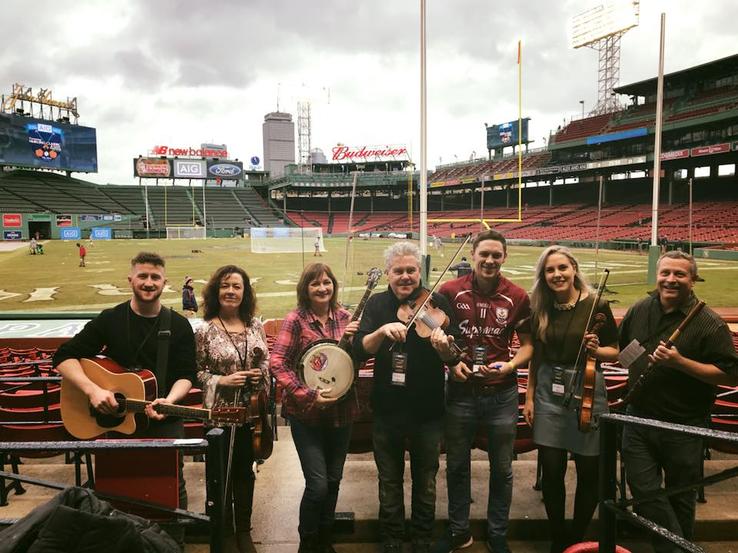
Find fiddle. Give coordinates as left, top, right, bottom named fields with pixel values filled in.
left=562, top=268, right=609, bottom=432
left=397, top=288, right=465, bottom=358
left=578, top=312, right=607, bottom=432
left=248, top=346, right=273, bottom=461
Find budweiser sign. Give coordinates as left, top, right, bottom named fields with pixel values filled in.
left=151, top=145, right=228, bottom=158
left=331, top=144, right=409, bottom=163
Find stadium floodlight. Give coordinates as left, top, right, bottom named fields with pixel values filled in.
left=568, top=0, right=639, bottom=49
left=569, top=0, right=639, bottom=115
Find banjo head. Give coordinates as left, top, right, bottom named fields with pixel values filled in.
left=299, top=341, right=355, bottom=399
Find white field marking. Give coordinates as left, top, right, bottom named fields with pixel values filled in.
left=87, top=261, right=111, bottom=264
left=0, top=290, right=22, bottom=301
left=87, top=284, right=179, bottom=296
left=0, top=322, right=41, bottom=333
left=23, top=288, right=59, bottom=302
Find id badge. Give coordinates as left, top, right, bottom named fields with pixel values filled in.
left=551, top=365, right=565, bottom=397
left=472, top=345, right=487, bottom=374
left=619, top=339, right=646, bottom=371
left=391, top=351, right=407, bottom=386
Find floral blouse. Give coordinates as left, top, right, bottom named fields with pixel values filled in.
left=195, top=318, right=270, bottom=412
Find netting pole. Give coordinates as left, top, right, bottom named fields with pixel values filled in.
left=342, top=172, right=359, bottom=305
left=202, top=180, right=207, bottom=239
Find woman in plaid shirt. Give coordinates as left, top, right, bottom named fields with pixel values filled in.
left=269, top=263, right=360, bottom=553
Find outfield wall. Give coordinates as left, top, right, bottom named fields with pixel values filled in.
left=694, top=248, right=738, bottom=261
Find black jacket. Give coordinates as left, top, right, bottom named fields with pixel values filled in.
left=0, top=486, right=179, bottom=553
left=353, top=286, right=460, bottom=422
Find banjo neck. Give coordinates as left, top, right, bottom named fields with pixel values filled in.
left=337, top=279, right=374, bottom=349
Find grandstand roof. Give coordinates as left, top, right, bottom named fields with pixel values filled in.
left=614, top=53, right=738, bottom=97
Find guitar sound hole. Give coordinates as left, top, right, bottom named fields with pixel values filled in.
left=90, top=392, right=127, bottom=428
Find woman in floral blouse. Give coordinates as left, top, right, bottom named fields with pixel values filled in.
left=196, top=265, right=269, bottom=553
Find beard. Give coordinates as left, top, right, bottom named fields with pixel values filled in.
left=132, top=286, right=163, bottom=304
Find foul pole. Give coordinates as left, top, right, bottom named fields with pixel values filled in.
left=647, top=13, right=666, bottom=284
left=419, top=0, right=429, bottom=284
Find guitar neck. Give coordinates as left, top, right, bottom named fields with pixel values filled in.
left=124, top=399, right=210, bottom=421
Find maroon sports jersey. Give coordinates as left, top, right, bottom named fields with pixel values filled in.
left=438, top=272, right=531, bottom=386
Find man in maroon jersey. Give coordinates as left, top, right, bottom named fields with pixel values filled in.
left=433, top=230, right=533, bottom=553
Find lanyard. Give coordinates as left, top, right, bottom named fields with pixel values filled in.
left=217, top=316, right=247, bottom=371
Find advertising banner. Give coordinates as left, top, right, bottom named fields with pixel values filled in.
left=60, top=227, right=81, bottom=240
left=2, top=213, right=21, bottom=227
left=173, top=159, right=207, bottom=178
left=56, top=215, right=73, bottom=227
left=661, top=149, right=690, bottom=161
left=3, top=230, right=22, bottom=240
left=0, top=113, right=97, bottom=172
left=134, top=157, right=172, bottom=178
left=206, top=159, right=243, bottom=179
left=691, top=143, right=730, bottom=157
left=91, top=227, right=112, bottom=240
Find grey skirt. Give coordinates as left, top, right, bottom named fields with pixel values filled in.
left=532, top=361, right=608, bottom=456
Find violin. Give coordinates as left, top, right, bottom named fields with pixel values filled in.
left=392, top=234, right=472, bottom=358
left=578, top=312, right=607, bottom=432
left=562, top=268, right=609, bottom=432
left=396, top=288, right=465, bottom=358
left=248, top=346, right=273, bottom=461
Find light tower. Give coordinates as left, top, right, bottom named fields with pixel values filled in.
left=297, top=100, right=311, bottom=173
left=569, top=1, right=640, bottom=115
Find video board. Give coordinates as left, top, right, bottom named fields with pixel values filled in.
left=486, top=118, right=530, bottom=150
left=0, top=113, right=98, bottom=172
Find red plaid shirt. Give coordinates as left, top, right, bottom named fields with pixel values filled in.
left=269, top=307, right=357, bottom=427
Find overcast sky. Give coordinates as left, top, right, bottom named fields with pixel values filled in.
left=1, top=0, right=735, bottom=185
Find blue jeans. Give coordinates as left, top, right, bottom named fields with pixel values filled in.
left=372, top=413, right=443, bottom=544
left=444, top=383, right=517, bottom=538
left=621, top=408, right=704, bottom=553
left=289, top=417, right=353, bottom=538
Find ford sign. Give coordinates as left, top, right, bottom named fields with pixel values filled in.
left=209, top=163, right=242, bottom=177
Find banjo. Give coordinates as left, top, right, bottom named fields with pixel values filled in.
left=299, top=267, right=382, bottom=399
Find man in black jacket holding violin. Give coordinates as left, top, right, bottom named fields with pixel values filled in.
left=354, top=240, right=462, bottom=553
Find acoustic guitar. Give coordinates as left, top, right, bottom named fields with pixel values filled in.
left=60, top=357, right=247, bottom=439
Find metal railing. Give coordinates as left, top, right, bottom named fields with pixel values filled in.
left=599, top=412, right=738, bottom=553
left=0, top=428, right=229, bottom=552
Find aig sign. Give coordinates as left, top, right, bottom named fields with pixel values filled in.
left=173, top=159, right=207, bottom=178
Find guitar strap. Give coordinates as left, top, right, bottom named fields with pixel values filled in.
left=156, top=307, right=172, bottom=397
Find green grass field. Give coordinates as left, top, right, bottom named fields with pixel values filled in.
left=1, top=237, right=737, bottom=319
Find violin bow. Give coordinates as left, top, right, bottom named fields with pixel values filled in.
left=400, top=234, right=472, bottom=331
left=563, top=268, right=610, bottom=408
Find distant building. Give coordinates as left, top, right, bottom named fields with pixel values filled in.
left=310, top=147, right=327, bottom=164
left=262, top=112, right=295, bottom=178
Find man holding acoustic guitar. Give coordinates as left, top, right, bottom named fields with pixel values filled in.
left=619, top=251, right=738, bottom=553
left=53, top=251, right=197, bottom=540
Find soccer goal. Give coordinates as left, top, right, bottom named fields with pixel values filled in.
left=250, top=227, right=325, bottom=254
left=166, top=226, right=206, bottom=239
